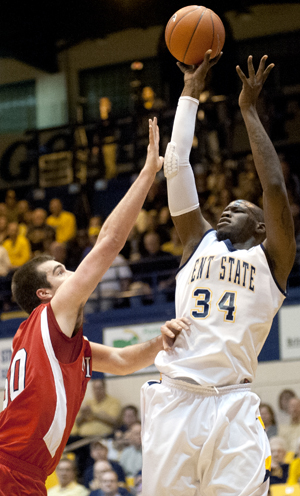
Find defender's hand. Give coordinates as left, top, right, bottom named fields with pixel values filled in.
left=161, top=317, right=191, bottom=351
left=144, top=117, right=164, bottom=174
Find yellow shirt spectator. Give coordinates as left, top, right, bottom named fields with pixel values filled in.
left=46, top=198, right=76, bottom=243
left=287, top=458, right=300, bottom=485
left=75, top=379, right=121, bottom=437
left=3, top=222, right=31, bottom=268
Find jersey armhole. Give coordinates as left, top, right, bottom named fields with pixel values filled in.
left=47, top=303, right=84, bottom=363
left=260, top=244, right=287, bottom=297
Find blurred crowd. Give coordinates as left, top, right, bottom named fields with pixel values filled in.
left=1, top=143, right=300, bottom=313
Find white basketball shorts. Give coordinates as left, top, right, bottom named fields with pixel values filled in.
left=141, top=375, right=271, bottom=496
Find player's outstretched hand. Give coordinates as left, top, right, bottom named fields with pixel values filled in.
left=161, top=317, right=191, bottom=351
left=177, top=49, right=222, bottom=98
left=236, top=55, right=274, bottom=110
left=144, top=117, right=164, bottom=174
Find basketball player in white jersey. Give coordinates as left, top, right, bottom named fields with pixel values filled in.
left=141, top=54, right=296, bottom=496
left=0, top=118, right=190, bottom=496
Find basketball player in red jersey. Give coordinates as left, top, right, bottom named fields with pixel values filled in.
left=0, top=118, right=190, bottom=496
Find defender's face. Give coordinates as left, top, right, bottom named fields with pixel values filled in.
left=37, top=259, right=73, bottom=295
left=216, top=200, right=257, bottom=244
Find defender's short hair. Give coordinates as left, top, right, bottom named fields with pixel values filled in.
left=12, top=255, right=53, bottom=314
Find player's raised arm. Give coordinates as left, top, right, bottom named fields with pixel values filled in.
left=165, top=51, right=222, bottom=265
left=51, top=118, right=164, bottom=336
left=236, top=55, right=296, bottom=290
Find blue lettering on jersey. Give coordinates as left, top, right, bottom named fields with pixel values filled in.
left=218, top=257, right=255, bottom=291
left=189, top=255, right=256, bottom=291
left=190, top=256, right=215, bottom=283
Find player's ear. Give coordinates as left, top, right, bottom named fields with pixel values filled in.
left=255, top=222, right=266, bottom=240
left=36, top=288, right=53, bottom=302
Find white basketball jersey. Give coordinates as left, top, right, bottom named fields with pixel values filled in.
left=155, top=230, right=285, bottom=386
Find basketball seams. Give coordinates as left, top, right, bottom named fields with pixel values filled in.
left=183, top=8, right=207, bottom=64
left=165, top=6, right=225, bottom=65
left=209, top=10, right=215, bottom=52
left=166, top=5, right=200, bottom=51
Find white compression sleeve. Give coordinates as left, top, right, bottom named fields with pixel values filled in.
left=165, top=96, right=200, bottom=217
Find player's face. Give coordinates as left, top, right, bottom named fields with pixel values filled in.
left=216, top=200, right=257, bottom=244
left=38, top=260, right=73, bottom=295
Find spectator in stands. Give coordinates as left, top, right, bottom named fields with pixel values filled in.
left=140, top=208, right=170, bottom=247
left=85, top=251, right=132, bottom=312
left=0, top=245, right=11, bottom=277
left=206, top=161, right=226, bottom=198
left=26, top=208, right=56, bottom=257
left=82, top=226, right=101, bottom=261
left=120, top=225, right=142, bottom=262
left=81, top=217, right=103, bottom=261
left=89, top=464, right=130, bottom=496
left=162, top=226, right=183, bottom=257
left=82, top=218, right=132, bottom=310
left=46, top=198, right=76, bottom=243
left=277, top=389, right=297, bottom=425
left=156, top=206, right=173, bottom=245
left=269, top=436, right=289, bottom=485
left=89, top=216, right=103, bottom=230
left=66, top=229, right=90, bottom=271
left=89, top=460, right=112, bottom=492
left=119, top=422, right=142, bottom=480
left=49, top=241, right=67, bottom=265
left=0, top=203, right=7, bottom=216
left=83, top=441, right=125, bottom=489
left=279, top=397, right=300, bottom=452
left=131, top=231, right=178, bottom=291
left=90, top=469, right=131, bottom=496
left=105, top=430, right=129, bottom=464
left=5, top=189, right=18, bottom=223
left=47, top=457, right=89, bottom=496
left=75, top=378, right=122, bottom=438
left=260, top=403, right=278, bottom=439
left=287, top=437, right=300, bottom=485
left=143, top=231, right=175, bottom=260
left=99, top=97, right=117, bottom=180
left=3, top=221, right=31, bottom=269
left=141, top=86, right=166, bottom=113
left=234, top=154, right=262, bottom=205
left=131, top=470, right=142, bottom=496
left=0, top=214, right=8, bottom=244
left=116, top=405, right=139, bottom=434
left=142, top=178, right=167, bottom=213
left=0, top=245, right=12, bottom=311
left=17, top=199, right=32, bottom=236
left=88, top=460, right=128, bottom=495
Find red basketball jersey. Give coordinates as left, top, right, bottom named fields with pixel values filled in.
left=0, top=303, right=92, bottom=480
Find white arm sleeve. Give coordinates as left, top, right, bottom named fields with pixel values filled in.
left=165, top=96, right=200, bottom=217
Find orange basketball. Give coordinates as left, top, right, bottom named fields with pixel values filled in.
left=165, top=5, right=225, bottom=65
